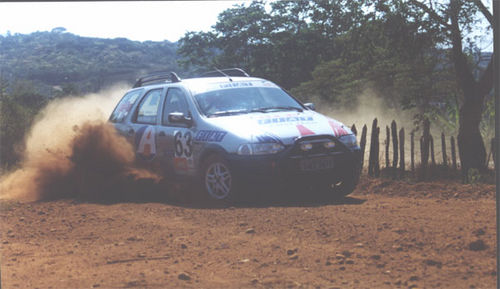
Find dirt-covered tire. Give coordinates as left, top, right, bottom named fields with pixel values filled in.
left=199, top=154, right=237, bottom=204
left=323, top=164, right=361, bottom=199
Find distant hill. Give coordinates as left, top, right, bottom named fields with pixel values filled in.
left=0, top=28, right=183, bottom=96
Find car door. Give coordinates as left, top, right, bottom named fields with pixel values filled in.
left=156, top=87, right=195, bottom=176
left=127, top=88, right=164, bottom=169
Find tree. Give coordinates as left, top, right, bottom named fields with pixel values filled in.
left=177, top=0, right=365, bottom=89
left=292, top=3, right=441, bottom=111
left=409, top=0, right=494, bottom=175
left=0, top=80, right=47, bottom=168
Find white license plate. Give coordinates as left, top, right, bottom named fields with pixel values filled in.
left=299, top=157, right=335, bottom=171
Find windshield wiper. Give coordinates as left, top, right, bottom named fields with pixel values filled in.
left=207, top=106, right=303, bottom=117
left=206, top=109, right=249, bottom=117
left=250, top=106, right=303, bottom=113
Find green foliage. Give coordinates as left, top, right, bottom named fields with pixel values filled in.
left=467, top=168, right=480, bottom=184
left=292, top=5, right=440, bottom=111
left=178, top=0, right=365, bottom=89
left=0, top=79, right=46, bottom=168
left=1, top=31, right=181, bottom=95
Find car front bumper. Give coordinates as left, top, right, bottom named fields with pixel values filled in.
left=226, top=144, right=362, bottom=186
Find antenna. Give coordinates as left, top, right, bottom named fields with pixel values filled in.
left=214, top=67, right=232, bottom=82
left=199, top=68, right=250, bottom=78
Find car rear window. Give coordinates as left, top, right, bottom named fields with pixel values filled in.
left=136, top=89, right=162, bottom=124
left=109, top=89, right=143, bottom=123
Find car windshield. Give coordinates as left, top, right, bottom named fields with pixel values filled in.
left=194, top=86, right=304, bottom=117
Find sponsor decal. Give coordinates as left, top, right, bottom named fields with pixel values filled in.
left=194, top=130, right=227, bottom=142
left=191, top=80, right=279, bottom=95
left=296, top=124, right=316, bottom=136
left=218, top=82, right=254, bottom=89
left=328, top=120, right=349, bottom=137
left=258, top=115, right=314, bottom=125
left=135, top=126, right=156, bottom=161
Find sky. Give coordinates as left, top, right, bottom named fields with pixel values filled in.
left=0, top=1, right=249, bottom=42
left=0, top=1, right=492, bottom=50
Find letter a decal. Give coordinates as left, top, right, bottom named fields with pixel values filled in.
left=137, top=126, right=156, bottom=160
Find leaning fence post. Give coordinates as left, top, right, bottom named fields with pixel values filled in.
left=368, top=118, right=378, bottom=177
left=420, top=119, right=431, bottom=179
left=360, top=125, right=367, bottom=171
left=491, top=138, right=496, bottom=171
left=411, top=130, right=415, bottom=172
left=451, top=136, right=457, bottom=170
left=391, top=120, right=398, bottom=179
left=441, top=132, right=447, bottom=167
left=385, top=125, right=390, bottom=169
left=399, top=127, right=405, bottom=176
left=430, top=134, right=436, bottom=166
left=351, top=124, right=357, bottom=136
left=375, top=126, right=380, bottom=177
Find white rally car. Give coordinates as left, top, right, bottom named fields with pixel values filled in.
left=109, top=69, right=361, bottom=202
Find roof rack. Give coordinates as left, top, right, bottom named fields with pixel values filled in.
left=200, top=68, right=250, bottom=78
left=133, top=71, right=181, bottom=88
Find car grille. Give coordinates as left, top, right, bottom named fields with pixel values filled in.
left=288, top=135, right=347, bottom=158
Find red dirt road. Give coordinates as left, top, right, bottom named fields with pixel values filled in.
left=0, top=177, right=497, bottom=289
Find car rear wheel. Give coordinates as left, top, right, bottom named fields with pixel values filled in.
left=200, top=154, right=236, bottom=203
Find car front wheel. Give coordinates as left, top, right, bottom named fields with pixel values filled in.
left=200, top=154, right=235, bottom=202
left=323, top=163, right=361, bottom=199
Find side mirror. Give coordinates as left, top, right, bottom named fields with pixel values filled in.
left=304, top=103, right=316, bottom=111
left=168, top=112, right=193, bottom=126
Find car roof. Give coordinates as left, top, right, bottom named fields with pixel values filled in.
left=130, top=76, right=268, bottom=92
left=181, top=76, right=264, bottom=86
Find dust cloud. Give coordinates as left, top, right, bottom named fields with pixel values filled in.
left=317, top=88, right=417, bottom=134
left=0, top=84, right=160, bottom=202
left=316, top=88, right=427, bottom=168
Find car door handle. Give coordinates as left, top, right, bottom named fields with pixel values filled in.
left=159, top=131, right=166, bottom=137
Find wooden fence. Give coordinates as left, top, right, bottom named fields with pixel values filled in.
left=351, top=118, right=497, bottom=180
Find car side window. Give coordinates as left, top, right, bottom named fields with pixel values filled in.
left=109, top=89, right=143, bottom=123
left=135, top=89, right=162, bottom=124
left=162, top=88, right=190, bottom=126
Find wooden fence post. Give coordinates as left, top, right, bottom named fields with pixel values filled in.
left=368, top=118, right=378, bottom=177
left=421, top=119, right=431, bottom=179
left=385, top=126, right=390, bottom=169
left=351, top=124, right=357, bottom=136
left=360, top=125, right=367, bottom=171
left=430, top=135, right=436, bottom=166
left=399, top=128, right=405, bottom=175
left=391, top=120, right=398, bottom=179
left=375, top=126, right=380, bottom=177
left=451, top=136, right=457, bottom=170
left=441, top=132, right=447, bottom=167
left=411, top=131, right=415, bottom=172
left=492, top=138, right=496, bottom=171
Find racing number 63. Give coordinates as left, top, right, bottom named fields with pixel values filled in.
left=174, top=131, right=192, bottom=158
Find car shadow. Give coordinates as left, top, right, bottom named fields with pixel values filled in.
left=179, top=195, right=367, bottom=209
left=68, top=176, right=366, bottom=208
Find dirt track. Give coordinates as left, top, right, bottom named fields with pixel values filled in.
left=0, top=177, right=497, bottom=289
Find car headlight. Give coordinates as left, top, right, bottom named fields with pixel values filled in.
left=339, top=134, right=357, bottom=148
left=237, top=143, right=285, bottom=155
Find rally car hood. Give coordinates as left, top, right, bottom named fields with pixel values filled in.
left=203, top=110, right=352, bottom=146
